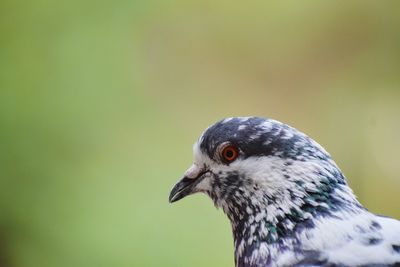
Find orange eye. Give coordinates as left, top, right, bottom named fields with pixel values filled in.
left=221, top=145, right=239, bottom=163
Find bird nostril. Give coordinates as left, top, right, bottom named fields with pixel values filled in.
left=185, top=164, right=210, bottom=180
left=185, top=164, right=201, bottom=179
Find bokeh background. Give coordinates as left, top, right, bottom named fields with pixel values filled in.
left=1, top=1, right=400, bottom=266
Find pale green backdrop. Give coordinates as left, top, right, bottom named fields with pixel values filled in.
left=1, top=1, right=400, bottom=267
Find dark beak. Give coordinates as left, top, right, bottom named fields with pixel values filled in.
left=169, top=176, right=197, bottom=203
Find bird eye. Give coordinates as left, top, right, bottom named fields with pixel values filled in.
left=221, top=145, right=239, bottom=163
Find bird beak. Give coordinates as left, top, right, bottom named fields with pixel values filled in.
left=169, top=164, right=207, bottom=203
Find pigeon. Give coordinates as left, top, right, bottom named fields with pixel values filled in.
left=169, top=117, right=400, bottom=267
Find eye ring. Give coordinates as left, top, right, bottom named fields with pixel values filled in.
left=221, top=144, right=239, bottom=163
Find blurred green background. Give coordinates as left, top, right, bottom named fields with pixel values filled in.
left=1, top=1, right=400, bottom=266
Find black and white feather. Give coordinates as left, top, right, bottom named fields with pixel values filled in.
left=169, top=117, right=400, bottom=267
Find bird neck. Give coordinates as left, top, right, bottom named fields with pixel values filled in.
left=208, top=173, right=364, bottom=266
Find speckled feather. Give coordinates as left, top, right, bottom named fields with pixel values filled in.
left=169, top=117, right=400, bottom=267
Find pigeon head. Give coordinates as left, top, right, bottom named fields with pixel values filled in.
left=169, top=117, right=359, bottom=226
left=169, top=117, right=400, bottom=267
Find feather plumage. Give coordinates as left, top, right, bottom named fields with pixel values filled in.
left=169, top=117, right=400, bottom=267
